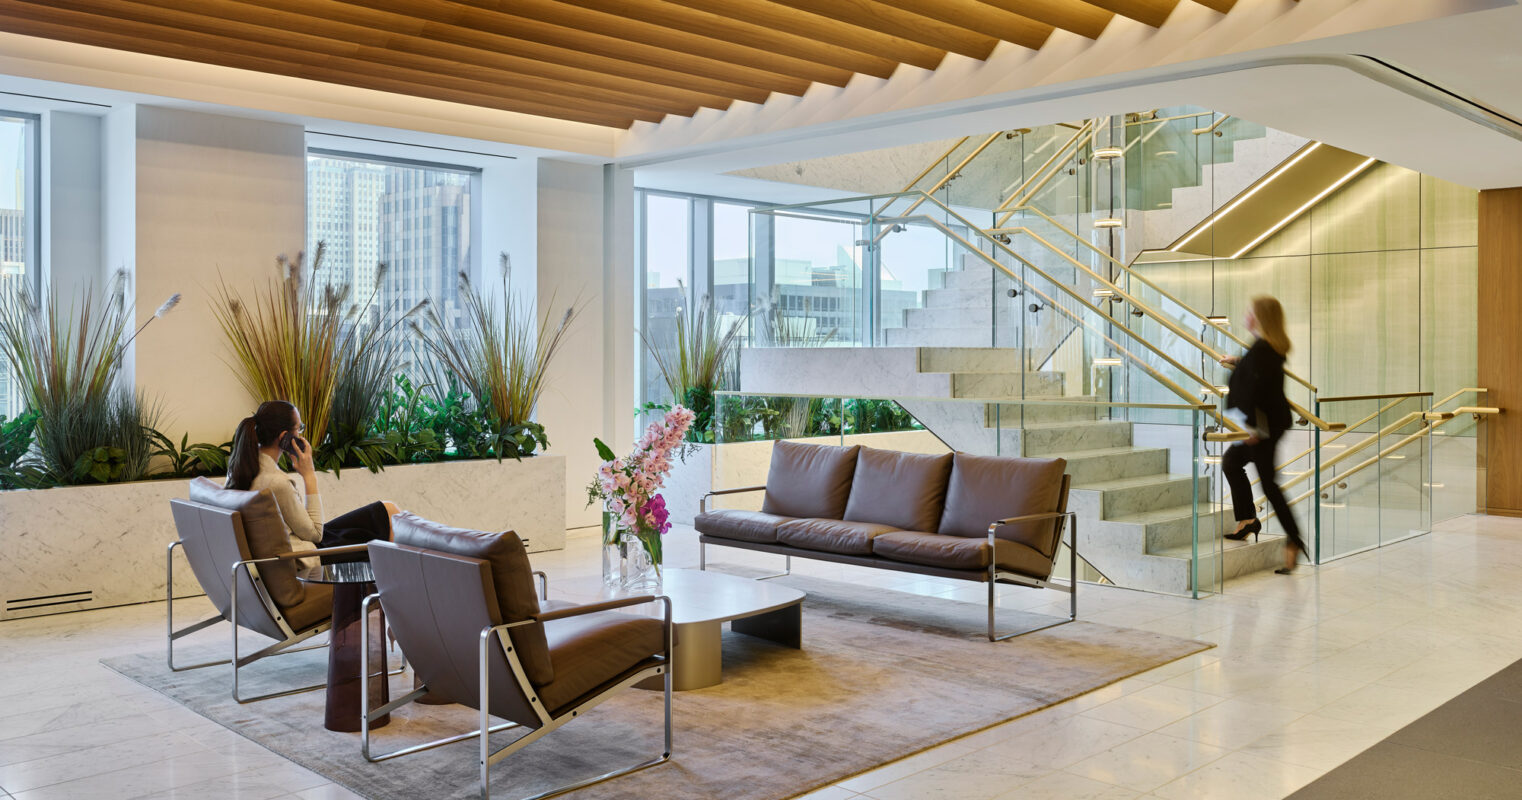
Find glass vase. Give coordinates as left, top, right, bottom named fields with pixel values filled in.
left=621, top=530, right=662, bottom=594
left=601, top=511, right=624, bottom=590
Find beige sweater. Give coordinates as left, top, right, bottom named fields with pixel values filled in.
left=249, top=453, right=323, bottom=570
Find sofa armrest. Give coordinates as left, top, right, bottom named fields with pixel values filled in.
left=700, top=484, right=767, bottom=514
left=988, top=510, right=1076, bottom=560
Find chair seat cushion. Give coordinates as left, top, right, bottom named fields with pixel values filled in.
left=694, top=510, right=794, bottom=544
left=872, top=531, right=1055, bottom=578
left=279, top=582, right=333, bottom=632
left=537, top=611, right=666, bottom=715
left=777, top=518, right=897, bottom=555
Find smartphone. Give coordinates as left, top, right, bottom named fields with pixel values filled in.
left=279, top=432, right=305, bottom=457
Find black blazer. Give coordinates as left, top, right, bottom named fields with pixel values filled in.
left=1226, top=338, right=1292, bottom=435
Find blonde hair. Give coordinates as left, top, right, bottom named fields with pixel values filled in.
left=1251, top=295, right=1292, bottom=355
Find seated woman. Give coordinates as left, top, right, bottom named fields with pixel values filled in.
left=225, top=400, right=398, bottom=567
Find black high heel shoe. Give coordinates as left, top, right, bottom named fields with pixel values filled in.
left=1225, top=519, right=1261, bottom=541
left=1276, top=543, right=1305, bottom=575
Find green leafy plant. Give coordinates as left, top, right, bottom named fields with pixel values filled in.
left=147, top=429, right=232, bottom=479
left=0, top=272, right=172, bottom=484
left=640, top=288, right=746, bottom=443
left=413, top=254, right=581, bottom=432
left=0, top=411, right=41, bottom=490
left=71, top=445, right=130, bottom=484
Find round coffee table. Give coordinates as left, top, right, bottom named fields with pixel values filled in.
left=595, top=568, right=805, bottom=691
left=302, top=561, right=389, bottom=732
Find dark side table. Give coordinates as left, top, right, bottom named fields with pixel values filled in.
left=302, top=561, right=389, bottom=732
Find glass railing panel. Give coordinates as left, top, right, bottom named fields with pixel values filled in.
left=1125, top=108, right=1210, bottom=214
left=1430, top=389, right=1486, bottom=523
left=1377, top=395, right=1431, bottom=546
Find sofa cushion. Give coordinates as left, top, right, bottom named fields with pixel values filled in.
left=188, top=477, right=306, bottom=609
left=694, top=509, right=794, bottom=544
left=872, top=531, right=1056, bottom=578
left=760, top=441, right=860, bottom=520
left=391, top=513, right=554, bottom=686
left=843, top=447, right=953, bottom=533
left=279, top=582, right=334, bottom=632
left=537, top=611, right=665, bottom=715
left=937, top=455, right=1069, bottom=557
left=777, top=518, right=897, bottom=555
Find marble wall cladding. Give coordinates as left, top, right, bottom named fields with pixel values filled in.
left=660, top=444, right=713, bottom=526
left=0, top=456, right=566, bottom=621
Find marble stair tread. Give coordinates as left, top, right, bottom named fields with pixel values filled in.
left=1047, top=445, right=1172, bottom=483
left=883, top=326, right=1006, bottom=348
left=1152, top=532, right=1291, bottom=584
left=1014, top=419, right=1134, bottom=456
left=1070, top=472, right=1202, bottom=492
left=950, top=370, right=1066, bottom=399
left=1068, top=472, right=1209, bottom=519
left=1104, top=502, right=1227, bottom=527
left=918, top=347, right=1029, bottom=374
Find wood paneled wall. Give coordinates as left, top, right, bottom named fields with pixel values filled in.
left=1479, top=188, right=1522, bottom=515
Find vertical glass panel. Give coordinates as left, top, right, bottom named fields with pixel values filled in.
left=1421, top=247, right=1478, bottom=396
left=712, top=200, right=753, bottom=331
left=0, top=113, right=36, bottom=420
left=770, top=212, right=865, bottom=346
left=641, top=193, right=692, bottom=406
left=1378, top=396, right=1431, bottom=546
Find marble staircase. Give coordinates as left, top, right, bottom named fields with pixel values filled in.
left=740, top=339, right=1287, bottom=594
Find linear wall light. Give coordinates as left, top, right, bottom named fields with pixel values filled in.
left=1093, top=357, right=1124, bottom=367
left=1093, top=146, right=1123, bottom=160
left=1171, top=143, right=1322, bottom=252
left=1094, top=217, right=1124, bottom=228
left=1230, top=157, right=1378, bottom=258
left=1206, top=315, right=1230, bottom=327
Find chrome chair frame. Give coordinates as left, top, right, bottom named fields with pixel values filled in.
left=697, top=486, right=790, bottom=579
left=359, top=590, right=673, bottom=800
left=985, top=510, right=1078, bottom=641
left=166, top=540, right=379, bottom=703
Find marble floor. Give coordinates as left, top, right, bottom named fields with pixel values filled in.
left=3, top=513, right=1521, bottom=800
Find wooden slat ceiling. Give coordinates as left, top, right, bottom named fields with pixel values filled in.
left=0, top=0, right=1248, bottom=129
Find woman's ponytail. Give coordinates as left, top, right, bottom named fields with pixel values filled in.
left=225, top=416, right=261, bottom=490
left=224, top=400, right=298, bottom=490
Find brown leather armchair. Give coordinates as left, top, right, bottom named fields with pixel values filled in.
left=359, top=513, right=673, bottom=800
left=167, top=477, right=370, bottom=703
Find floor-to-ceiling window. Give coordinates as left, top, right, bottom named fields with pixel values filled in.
left=0, top=112, right=38, bottom=420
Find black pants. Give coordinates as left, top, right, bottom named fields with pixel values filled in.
left=318, top=501, right=392, bottom=563
left=1221, top=430, right=1307, bottom=556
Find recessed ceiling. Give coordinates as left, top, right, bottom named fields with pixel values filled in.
left=0, top=0, right=1240, bottom=129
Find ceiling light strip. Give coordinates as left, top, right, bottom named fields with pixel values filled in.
left=1230, top=157, right=1378, bottom=259
left=1170, top=143, right=1322, bottom=252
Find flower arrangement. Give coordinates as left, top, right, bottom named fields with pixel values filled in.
left=588, top=405, right=695, bottom=582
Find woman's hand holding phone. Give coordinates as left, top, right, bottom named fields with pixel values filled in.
left=282, top=432, right=316, bottom=479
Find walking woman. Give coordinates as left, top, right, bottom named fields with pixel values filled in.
left=1218, top=296, right=1307, bottom=575
left=225, top=400, right=399, bottom=567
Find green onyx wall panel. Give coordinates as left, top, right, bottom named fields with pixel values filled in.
left=1309, top=163, right=1421, bottom=255
left=1421, top=175, right=1479, bottom=249
left=1421, top=246, right=1478, bottom=397
left=1311, top=249, right=1422, bottom=397
left=1246, top=212, right=1312, bottom=259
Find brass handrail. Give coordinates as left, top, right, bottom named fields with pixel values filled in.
left=1192, top=114, right=1232, bottom=135
left=875, top=131, right=1004, bottom=244
left=995, top=120, right=1094, bottom=218
left=871, top=197, right=1250, bottom=440
left=1271, top=387, right=1486, bottom=477
left=997, top=124, right=1098, bottom=227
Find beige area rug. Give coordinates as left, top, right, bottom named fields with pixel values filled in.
left=103, top=572, right=1211, bottom=800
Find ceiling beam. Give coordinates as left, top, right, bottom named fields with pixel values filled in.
left=1190, top=0, right=1238, bottom=13
left=973, top=0, right=1114, bottom=39
left=343, top=0, right=813, bottom=96
left=566, top=0, right=902, bottom=79
left=888, top=0, right=1056, bottom=50
left=1079, top=0, right=1179, bottom=27
left=765, top=0, right=1003, bottom=60
left=658, top=0, right=948, bottom=71
left=0, top=2, right=638, bottom=127
left=78, top=0, right=718, bottom=118
left=453, top=0, right=857, bottom=88
left=230, top=0, right=739, bottom=111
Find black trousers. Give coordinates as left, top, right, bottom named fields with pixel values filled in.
left=318, top=501, right=392, bottom=563
left=1221, top=429, right=1307, bottom=555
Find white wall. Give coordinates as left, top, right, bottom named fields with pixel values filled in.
left=132, top=106, right=307, bottom=444
left=536, top=159, right=636, bottom=529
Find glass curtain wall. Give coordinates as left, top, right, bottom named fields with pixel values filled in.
left=305, top=150, right=478, bottom=381
left=0, top=112, right=38, bottom=419
left=636, top=190, right=761, bottom=410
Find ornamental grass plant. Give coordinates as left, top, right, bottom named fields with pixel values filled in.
left=413, top=253, right=581, bottom=434
left=640, top=287, right=747, bottom=441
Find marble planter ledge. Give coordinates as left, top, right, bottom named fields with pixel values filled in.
left=0, top=455, right=566, bottom=621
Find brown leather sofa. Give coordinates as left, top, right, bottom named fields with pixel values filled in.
left=694, top=441, right=1076, bottom=640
